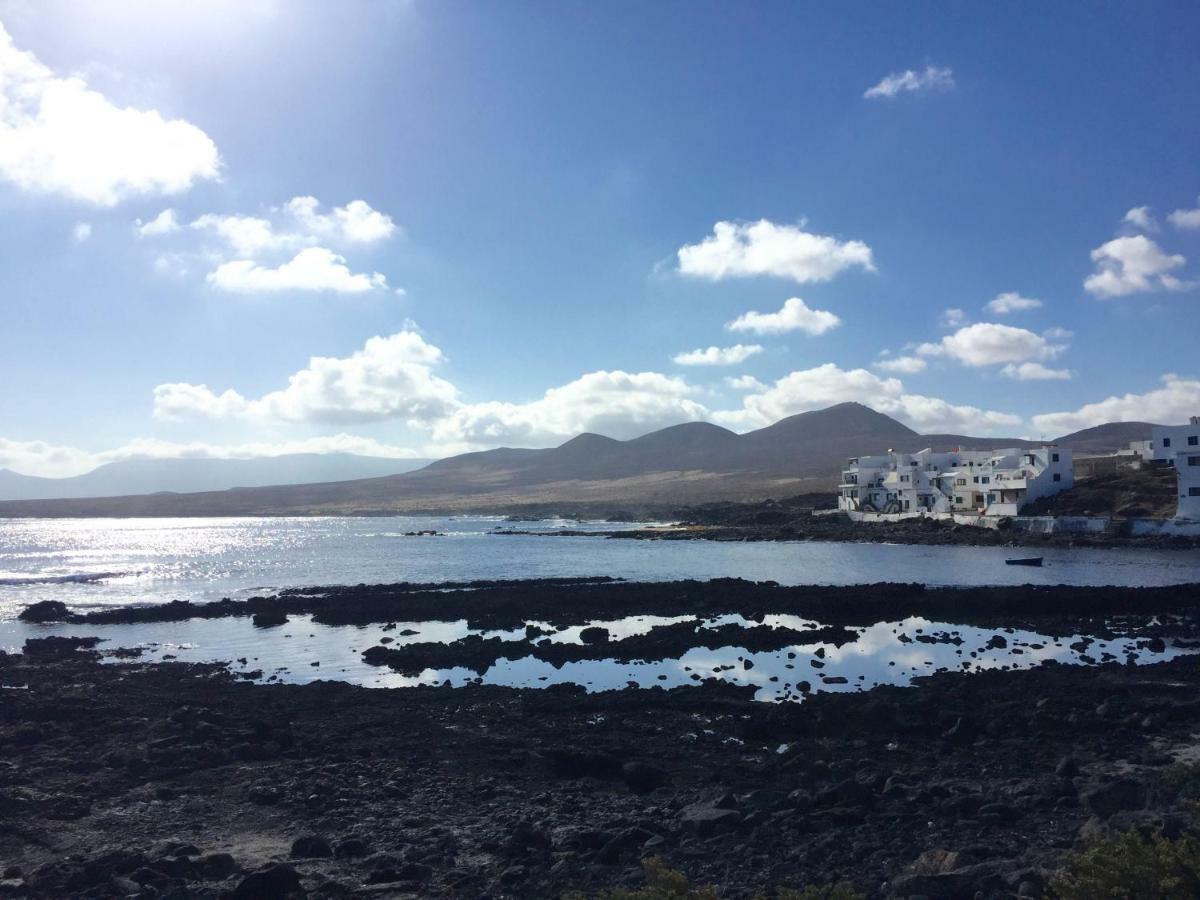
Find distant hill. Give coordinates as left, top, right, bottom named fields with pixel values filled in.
left=0, top=403, right=1156, bottom=517
left=0, top=454, right=432, bottom=502
left=1049, top=421, right=1152, bottom=455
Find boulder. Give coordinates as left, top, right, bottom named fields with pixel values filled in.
left=621, top=761, right=670, bottom=794
left=18, top=600, right=75, bottom=623
left=579, top=626, right=610, bottom=645
left=1082, top=778, right=1145, bottom=818
left=289, top=835, right=333, bottom=859
left=231, top=864, right=301, bottom=900
left=679, top=806, right=741, bottom=836
left=253, top=610, right=289, bottom=628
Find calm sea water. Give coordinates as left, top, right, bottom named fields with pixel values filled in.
left=2, top=516, right=1200, bottom=622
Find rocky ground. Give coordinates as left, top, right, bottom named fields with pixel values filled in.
left=4, top=581, right=1200, bottom=898
left=500, top=509, right=1200, bottom=549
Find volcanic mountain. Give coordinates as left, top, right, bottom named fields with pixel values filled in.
left=0, top=403, right=1151, bottom=517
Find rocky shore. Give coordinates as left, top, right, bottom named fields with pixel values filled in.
left=4, top=580, right=1200, bottom=898
left=499, top=510, right=1200, bottom=549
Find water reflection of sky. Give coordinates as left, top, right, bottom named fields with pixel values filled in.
left=3, top=613, right=1188, bottom=703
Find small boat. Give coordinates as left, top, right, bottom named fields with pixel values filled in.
left=1005, top=557, right=1044, bottom=567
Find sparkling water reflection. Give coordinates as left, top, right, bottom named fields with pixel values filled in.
left=3, top=516, right=1200, bottom=621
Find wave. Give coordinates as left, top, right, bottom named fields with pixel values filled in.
left=0, top=571, right=130, bottom=586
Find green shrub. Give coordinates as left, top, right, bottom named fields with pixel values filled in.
left=1050, top=828, right=1200, bottom=899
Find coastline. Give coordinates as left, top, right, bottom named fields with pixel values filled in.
left=5, top=578, right=1200, bottom=896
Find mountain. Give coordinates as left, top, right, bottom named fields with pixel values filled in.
left=0, top=454, right=432, bottom=502
left=0, top=403, right=1155, bottom=517
left=1050, top=422, right=1152, bottom=455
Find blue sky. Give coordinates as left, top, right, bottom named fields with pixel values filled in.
left=2, top=0, right=1199, bottom=476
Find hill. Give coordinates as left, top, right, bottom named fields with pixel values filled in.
left=0, top=403, right=1155, bottom=517
left=0, top=454, right=432, bottom=502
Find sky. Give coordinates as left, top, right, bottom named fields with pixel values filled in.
left=1, top=0, right=1199, bottom=477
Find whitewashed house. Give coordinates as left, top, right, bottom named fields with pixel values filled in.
left=1149, top=418, right=1200, bottom=520
left=839, top=446, right=1073, bottom=517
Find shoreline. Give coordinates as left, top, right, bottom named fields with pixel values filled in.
left=5, top=585, right=1200, bottom=896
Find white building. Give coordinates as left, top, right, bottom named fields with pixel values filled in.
left=839, top=446, right=1073, bottom=517
left=1149, top=417, right=1200, bottom=520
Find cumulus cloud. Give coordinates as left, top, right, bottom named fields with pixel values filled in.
left=154, top=330, right=458, bottom=424
left=711, top=363, right=1020, bottom=434
left=71, top=221, right=91, bottom=243
left=985, top=291, right=1042, bottom=315
left=918, top=322, right=1065, bottom=367
left=1000, top=362, right=1071, bottom=381
left=672, top=344, right=763, bottom=366
left=143, top=197, right=400, bottom=292
left=0, top=22, right=219, bottom=205
left=863, top=65, right=955, bottom=100
left=875, top=355, right=927, bottom=374
left=1168, top=198, right=1200, bottom=230
left=1031, top=374, right=1200, bottom=434
left=432, top=371, right=709, bottom=447
left=726, top=297, right=842, bottom=335
left=725, top=375, right=766, bottom=391
left=207, top=247, right=389, bottom=293
left=285, top=196, right=397, bottom=243
left=1084, top=235, right=1188, bottom=297
left=1123, top=206, right=1157, bottom=232
left=135, top=208, right=179, bottom=237
left=191, top=212, right=293, bottom=257
left=939, top=307, right=967, bottom=328
left=677, top=220, right=874, bottom=284
left=0, top=434, right=424, bottom=479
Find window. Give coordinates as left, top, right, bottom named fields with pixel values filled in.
left=1190, top=456, right=1200, bottom=467
left=955, top=496, right=963, bottom=505
left=1190, top=487, right=1200, bottom=497
left=956, top=478, right=966, bottom=486
left=1190, top=436, right=1198, bottom=446
left=1053, top=473, right=1061, bottom=482
left=981, top=476, right=990, bottom=484
left=1164, top=437, right=1172, bottom=447
left=1052, top=453, right=1059, bottom=462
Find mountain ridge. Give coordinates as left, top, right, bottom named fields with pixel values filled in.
left=0, top=403, right=1154, bottom=517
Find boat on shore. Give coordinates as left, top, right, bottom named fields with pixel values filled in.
left=1005, top=557, right=1044, bottom=567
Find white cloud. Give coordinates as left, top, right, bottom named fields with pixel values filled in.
left=725, top=375, right=766, bottom=391
left=985, top=291, right=1042, bottom=315
left=191, top=212, right=293, bottom=257
left=135, top=208, right=179, bottom=237
left=1031, top=374, right=1200, bottom=434
left=863, top=65, right=955, bottom=100
left=154, top=330, right=456, bottom=424
left=726, top=296, right=842, bottom=335
left=677, top=219, right=874, bottom=284
left=207, top=247, right=389, bottom=293
left=71, top=221, right=91, bottom=243
left=1168, top=198, right=1200, bottom=230
left=939, top=307, right=967, bottom=328
left=285, top=196, right=397, bottom=243
left=432, top=371, right=709, bottom=447
left=1000, top=362, right=1071, bottom=381
left=1084, top=235, right=1187, bottom=297
left=0, top=22, right=219, bottom=205
left=0, top=434, right=424, bottom=479
left=1042, top=326, right=1073, bottom=341
left=1123, top=206, right=1157, bottom=232
left=920, top=322, right=1065, bottom=367
left=711, top=363, right=1020, bottom=434
left=875, top=355, right=927, bottom=374
left=672, top=344, right=763, bottom=366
